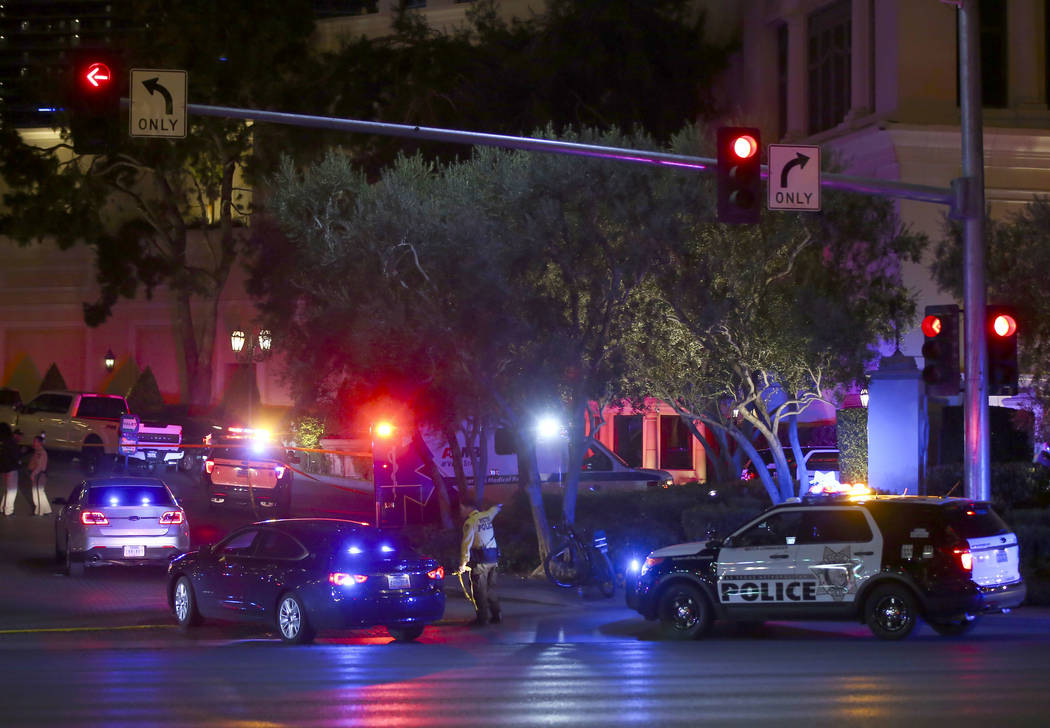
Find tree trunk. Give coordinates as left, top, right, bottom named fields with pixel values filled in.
left=443, top=423, right=470, bottom=507
left=519, top=438, right=552, bottom=563
left=562, top=398, right=588, bottom=525
left=788, top=414, right=809, bottom=494
left=413, top=428, right=453, bottom=530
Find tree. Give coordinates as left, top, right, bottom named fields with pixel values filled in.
left=0, top=0, right=317, bottom=406
left=932, top=199, right=1050, bottom=442
left=629, top=138, right=926, bottom=502
left=39, top=363, right=69, bottom=393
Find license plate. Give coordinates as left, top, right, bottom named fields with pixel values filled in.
left=146, top=450, right=159, bottom=460
left=124, top=545, right=145, bottom=558
left=996, top=549, right=1008, bottom=563
left=387, top=573, right=410, bottom=589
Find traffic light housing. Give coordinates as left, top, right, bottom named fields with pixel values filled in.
left=67, top=52, right=122, bottom=154
left=717, top=126, right=762, bottom=224
left=986, top=305, right=1019, bottom=396
left=921, top=304, right=960, bottom=396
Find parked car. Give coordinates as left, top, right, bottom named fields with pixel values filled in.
left=53, top=476, right=190, bottom=576
left=626, top=489, right=1025, bottom=640
left=167, top=518, right=446, bottom=644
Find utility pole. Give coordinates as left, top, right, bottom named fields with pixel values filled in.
left=958, top=0, right=990, bottom=501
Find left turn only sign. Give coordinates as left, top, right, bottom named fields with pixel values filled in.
left=129, top=69, right=187, bottom=138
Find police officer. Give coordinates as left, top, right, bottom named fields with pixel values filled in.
left=459, top=502, right=502, bottom=626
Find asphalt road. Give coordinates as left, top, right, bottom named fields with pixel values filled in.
left=1, top=458, right=1049, bottom=727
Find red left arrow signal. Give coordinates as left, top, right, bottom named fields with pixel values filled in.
left=84, top=62, right=111, bottom=88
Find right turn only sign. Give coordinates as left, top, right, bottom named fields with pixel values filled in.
left=767, top=144, right=821, bottom=211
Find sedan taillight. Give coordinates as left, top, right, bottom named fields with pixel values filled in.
left=205, top=460, right=215, bottom=474
left=329, top=573, right=368, bottom=586
left=160, top=510, right=184, bottom=525
left=81, top=511, right=109, bottom=525
left=426, top=566, right=445, bottom=580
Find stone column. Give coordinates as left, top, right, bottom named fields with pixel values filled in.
left=867, top=350, right=927, bottom=494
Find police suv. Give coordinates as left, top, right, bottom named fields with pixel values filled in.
left=626, top=489, right=1026, bottom=640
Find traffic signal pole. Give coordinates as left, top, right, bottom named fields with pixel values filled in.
left=959, top=0, right=991, bottom=502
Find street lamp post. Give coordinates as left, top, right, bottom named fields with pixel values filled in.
left=230, top=329, right=272, bottom=423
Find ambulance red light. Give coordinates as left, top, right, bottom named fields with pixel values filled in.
left=375, top=422, right=394, bottom=439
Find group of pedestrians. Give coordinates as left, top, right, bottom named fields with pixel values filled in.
left=0, top=423, right=50, bottom=517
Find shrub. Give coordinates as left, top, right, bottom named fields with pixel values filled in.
left=837, top=408, right=868, bottom=483
left=39, top=363, right=68, bottom=392
left=127, top=367, right=165, bottom=415
left=927, top=462, right=1050, bottom=509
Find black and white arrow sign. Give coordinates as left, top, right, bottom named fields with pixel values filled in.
left=129, top=69, right=187, bottom=140
left=768, top=144, right=821, bottom=212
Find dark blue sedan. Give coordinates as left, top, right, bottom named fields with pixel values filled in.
left=167, top=518, right=446, bottom=643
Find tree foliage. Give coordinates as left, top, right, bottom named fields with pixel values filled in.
left=0, top=0, right=318, bottom=406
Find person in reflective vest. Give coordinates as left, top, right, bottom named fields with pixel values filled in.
left=460, top=502, right=502, bottom=626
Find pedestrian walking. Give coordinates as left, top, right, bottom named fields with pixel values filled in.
left=28, top=434, right=50, bottom=517
left=459, top=502, right=503, bottom=626
left=0, top=423, right=19, bottom=516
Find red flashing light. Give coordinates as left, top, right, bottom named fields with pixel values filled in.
left=991, top=313, right=1017, bottom=338
left=921, top=314, right=943, bottom=338
left=731, top=134, right=758, bottom=160
left=375, top=422, right=394, bottom=439
left=81, top=511, right=109, bottom=525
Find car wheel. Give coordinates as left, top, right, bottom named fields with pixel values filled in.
left=64, top=536, right=84, bottom=577
left=865, top=584, right=919, bottom=640
left=173, top=576, right=204, bottom=628
left=657, top=583, right=712, bottom=640
left=929, top=616, right=980, bottom=637
left=276, top=593, right=316, bottom=644
left=387, top=623, right=425, bottom=642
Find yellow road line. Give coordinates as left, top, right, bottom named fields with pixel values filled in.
left=0, top=624, right=176, bottom=635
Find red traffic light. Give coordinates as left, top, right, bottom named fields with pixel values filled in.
left=731, top=134, right=758, bottom=160
left=921, top=314, right=943, bottom=338
left=990, top=313, right=1017, bottom=338
left=82, top=62, right=112, bottom=89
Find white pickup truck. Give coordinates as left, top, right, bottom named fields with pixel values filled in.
left=8, top=391, right=183, bottom=472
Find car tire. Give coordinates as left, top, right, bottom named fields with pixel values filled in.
left=64, top=537, right=84, bottom=577
left=865, top=584, right=919, bottom=640
left=276, top=593, right=316, bottom=644
left=387, top=623, right=425, bottom=642
left=929, top=616, right=980, bottom=637
left=657, top=582, right=712, bottom=640
left=173, top=576, right=204, bottom=628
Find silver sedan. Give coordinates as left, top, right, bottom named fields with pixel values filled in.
left=54, top=476, right=190, bottom=575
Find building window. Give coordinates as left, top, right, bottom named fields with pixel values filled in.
left=776, top=22, right=788, bottom=140
left=979, top=0, right=1007, bottom=108
left=613, top=415, right=643, bottom=468
left=807, top=0, right=851, bottom=135
left=659, top=415, right=693, bottom=471
left=956, top=0, right=1008, bottom=108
